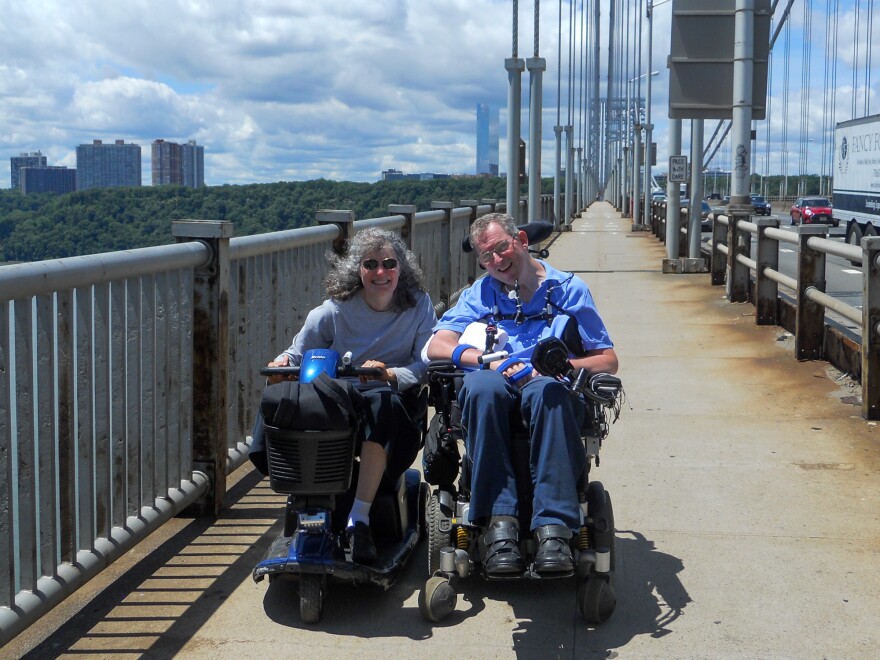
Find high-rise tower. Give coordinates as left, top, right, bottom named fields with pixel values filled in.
left=76, top=140, right=141, bottom=190
left=476, top=103, right=499, bottom=176
left=10, top=151, right=47, bottom=190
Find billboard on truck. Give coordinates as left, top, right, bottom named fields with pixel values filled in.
left=835, top=114, right=880, bottom=250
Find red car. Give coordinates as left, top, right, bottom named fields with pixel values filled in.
left=790, top=197, right=837, bottom=226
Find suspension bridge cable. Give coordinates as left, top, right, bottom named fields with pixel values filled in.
left=781, top=19, right=790, bottom=194
left=821, top=0, right=833, bottom=194
left=866, top=0, right=874, bottom=115
left=513, top=0, right=519, bottom=58
left=565, top=0, right=574, bottom=125
left=557, top=0, right=562, bottom=127
left=853, top=0, right=860, bottom=118
left=769, top=0, right=796, bottom=50
left=797, top=0, right=810, bottom=194
left=534, top=0, right=539, bottom=57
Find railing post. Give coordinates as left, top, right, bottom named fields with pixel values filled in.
left=388, top=204, right=416, bottom=249
left=861, top=236, right=880, bottom=419
left=711, top=214, right=727, bottom=285
left=755, top=217, right=779, bottom=325
left=431, top=201, right=453, bottom=311
left=726, top=209, right=751, bottom=303
left=172, top=219, right=233, bottom=515
left=317, top=210, right=354, bottom=254
left=795, top=225, right=827, bottom=360
left=480, top=198, right=498, bottom=213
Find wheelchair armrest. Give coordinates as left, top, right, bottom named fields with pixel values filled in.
left=427, top=359, right=466, bottom=379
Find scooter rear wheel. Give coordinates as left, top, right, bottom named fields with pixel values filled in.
left=299, top=574, right=325, bottom=624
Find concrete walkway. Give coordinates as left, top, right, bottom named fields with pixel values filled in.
left=7, top=202, right=880, bottom=659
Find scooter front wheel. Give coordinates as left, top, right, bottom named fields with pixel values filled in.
left=300, top=574, right=325, bottom=624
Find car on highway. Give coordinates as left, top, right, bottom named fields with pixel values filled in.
left=750, top=194, right=772, bottom=215
left=790, top=197, right=837, bottom=226
left=681, top=198, right=713, bottom=231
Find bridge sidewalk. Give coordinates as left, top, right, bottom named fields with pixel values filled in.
left=7, top=202, right=880, bottom=659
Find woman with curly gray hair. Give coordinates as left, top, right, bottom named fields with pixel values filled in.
left=250, top=227, right=436, bottom=564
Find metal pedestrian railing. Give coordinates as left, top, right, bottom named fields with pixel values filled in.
left=1, top=195, right=556, bottom=645
left=645, top=198, right=879, bottom=420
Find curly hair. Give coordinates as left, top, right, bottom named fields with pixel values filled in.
left=323, top=227, right=426, bottom=311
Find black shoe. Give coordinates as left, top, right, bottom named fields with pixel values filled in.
left=534, top=524, right=574, bottom=574
left=483, top=520, right=524, bottom=575
left=346, top=522, right=377, bottom=565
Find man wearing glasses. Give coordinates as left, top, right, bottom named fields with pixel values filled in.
left=425, top=212, right=618, bottom=576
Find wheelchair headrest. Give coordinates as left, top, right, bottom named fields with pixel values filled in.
left=462, top=220, right=554, bottom=253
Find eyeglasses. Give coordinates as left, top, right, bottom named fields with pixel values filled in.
left=477, top=239, right=513, bottom=265
left=361, top=258, right=399, bottom=271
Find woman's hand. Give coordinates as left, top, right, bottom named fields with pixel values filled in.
left=265, top=355, right=293, bottom=385
left=360, top=360, right=397, bottom=385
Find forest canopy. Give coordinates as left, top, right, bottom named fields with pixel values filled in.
left=0, top=177, right=551, bottom=263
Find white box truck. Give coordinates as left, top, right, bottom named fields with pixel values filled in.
left=836, top=114, right=880, bottom=256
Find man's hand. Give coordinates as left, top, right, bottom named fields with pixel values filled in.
left=360, top=360, right=396, bottom=385
left=495, top=358, right=534, bottom=386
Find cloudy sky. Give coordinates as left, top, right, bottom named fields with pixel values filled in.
left=1, top=1, right=877, bottom=188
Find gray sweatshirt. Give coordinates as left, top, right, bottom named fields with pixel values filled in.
left=278, top=291, right=436, bottom=391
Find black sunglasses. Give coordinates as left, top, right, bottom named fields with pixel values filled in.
left=361, top=258, right=399, bottom=271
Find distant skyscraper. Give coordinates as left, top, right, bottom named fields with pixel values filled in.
left=152, top=139, right=183, bottom=185
left=20, top=166, right=76, bottom=195
left=10, top=151, right=47, bottom=190
left=76, top=140, right=141, bottom=190
left=476, top=103, right=499, bottom=176
left=152, top=139, right=204, bottom=188
left=181, top=140, right=205, bottom=188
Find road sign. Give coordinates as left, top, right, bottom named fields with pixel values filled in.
left=668, top=0, right=771, bottom=120
left=669, top=156, right=688, bottom=183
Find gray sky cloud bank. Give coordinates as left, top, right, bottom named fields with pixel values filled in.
left=1, top=1, right=877, bottom=188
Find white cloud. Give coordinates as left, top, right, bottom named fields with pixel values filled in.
left=0, top=0, right=876, bottom=188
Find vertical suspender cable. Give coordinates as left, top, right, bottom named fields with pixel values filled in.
left=852, top=0, right=860, bottom=119
left=781, top=20, right=790, bottom=196
left=866, top=0, right=874, bottom=116
left=821, top=2, right=833, bottom=196
left=554, top=0, right=562, bottom=225
left=526, top=0, right=544, bottom=223
left=797, top=0, right=810, bottom=196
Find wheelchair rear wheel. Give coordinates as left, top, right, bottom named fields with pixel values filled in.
left=586, top=481, right=615, bottom=571
left=426, top=490, right=451, bottom=576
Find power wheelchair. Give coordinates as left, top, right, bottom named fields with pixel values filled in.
left=418, top=223, right=624, bottom=625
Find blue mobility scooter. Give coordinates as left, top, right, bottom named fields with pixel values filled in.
left=252, top=349, right=428, bottom=624
left=418, top=223, right=625, bottom=625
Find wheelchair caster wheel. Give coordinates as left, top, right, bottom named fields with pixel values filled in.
left=419, top=576, right=457, bottom=622
left=579, top=576, right=616, bottom=625
left=299, top=574, right=325, bottom=624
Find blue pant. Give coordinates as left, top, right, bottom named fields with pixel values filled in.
left=459, top=370, right=586, bottom=532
